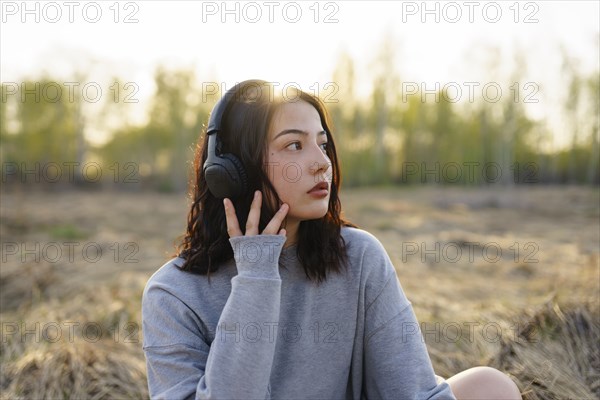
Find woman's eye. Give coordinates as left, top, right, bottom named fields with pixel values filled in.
left=286, top=142, right=302, bottom=151
left=285, top=142, right=328, bottom=152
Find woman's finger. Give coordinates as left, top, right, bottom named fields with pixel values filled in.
left=223, top=198, right=242, bottom=237
left=245, top=190, right=262, bottom=236
left=262, top=203, right=289, bottom=235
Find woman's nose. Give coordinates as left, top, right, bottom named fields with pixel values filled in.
left=309, top=146, right=331, bottom=175
left=310, top=162, right=329, bottom=176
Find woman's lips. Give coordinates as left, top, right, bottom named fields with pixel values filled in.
left=307, top=182, right=329, bottom=193
left=307, top=181, right=329, bottom=198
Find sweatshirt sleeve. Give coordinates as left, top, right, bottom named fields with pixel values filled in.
left=361, top=237, right=456, bottom=400
left=142, top=235, right=286, bottom=400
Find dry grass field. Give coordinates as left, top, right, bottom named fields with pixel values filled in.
left=1, top=185, right=598, bottom=399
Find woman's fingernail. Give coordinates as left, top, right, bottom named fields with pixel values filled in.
left=223, top=198, right=228, bottom=209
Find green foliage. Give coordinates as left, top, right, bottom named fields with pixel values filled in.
left=2, top=49, right=598, bottom=190
left=47, top=224, right=88, bottom=240
left=1, top=79, right=83, bottom=167
left=97, top=67, right=209, bottom=191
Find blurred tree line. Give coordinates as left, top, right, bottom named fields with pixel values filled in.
left=1, top=49, right=598, bottom=191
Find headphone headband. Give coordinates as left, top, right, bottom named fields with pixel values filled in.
left=207, top=79, right=269, bottom=135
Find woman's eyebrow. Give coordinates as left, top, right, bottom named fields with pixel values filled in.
left=273, top=129, right=327, bottom=140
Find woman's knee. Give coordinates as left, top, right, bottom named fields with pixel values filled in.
left=446, top=366, right=522, bottom=400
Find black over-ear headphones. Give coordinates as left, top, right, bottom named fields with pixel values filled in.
left=203, top=80, right=267, bottom=199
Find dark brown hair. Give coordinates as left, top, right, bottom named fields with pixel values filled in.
left=177, top=81, right=358, bottom=284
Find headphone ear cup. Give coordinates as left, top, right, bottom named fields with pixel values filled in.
left=204, top=153, right=248, bottom=199
left=221, top=153, right=249, bottom=196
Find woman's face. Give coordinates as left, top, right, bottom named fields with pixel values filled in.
left=264, top=100, right=332, bottom=224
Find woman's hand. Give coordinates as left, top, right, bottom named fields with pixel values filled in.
left=224, top=190, right=288, bottom=238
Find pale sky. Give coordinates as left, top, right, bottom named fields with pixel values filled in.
left=2, top=0, right=599, bottom=148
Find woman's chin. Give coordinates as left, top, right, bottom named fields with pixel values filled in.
left=295, top=208, right=329, bottom=221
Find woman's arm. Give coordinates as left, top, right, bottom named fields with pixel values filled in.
left=360, top=236, right=456, bottom=400
left=142, top=234, right=286, bottom=399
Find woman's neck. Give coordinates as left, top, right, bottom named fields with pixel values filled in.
left=283, top=218, right=299, bottom=248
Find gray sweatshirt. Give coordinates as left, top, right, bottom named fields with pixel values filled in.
left=142, top=227, right=456, bottom=399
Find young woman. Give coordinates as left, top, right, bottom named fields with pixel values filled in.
left=141, top=80, right=522, bottom=399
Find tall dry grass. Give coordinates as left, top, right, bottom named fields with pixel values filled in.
left=494, top=300, right=600, bottom=400
left=2, top=340, right=147, bottom=399
left=1, top=269, right=148, bottom=399
left=425, top=299, right=599, bottom=400
left=1, top=186, right=598, bottom=399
